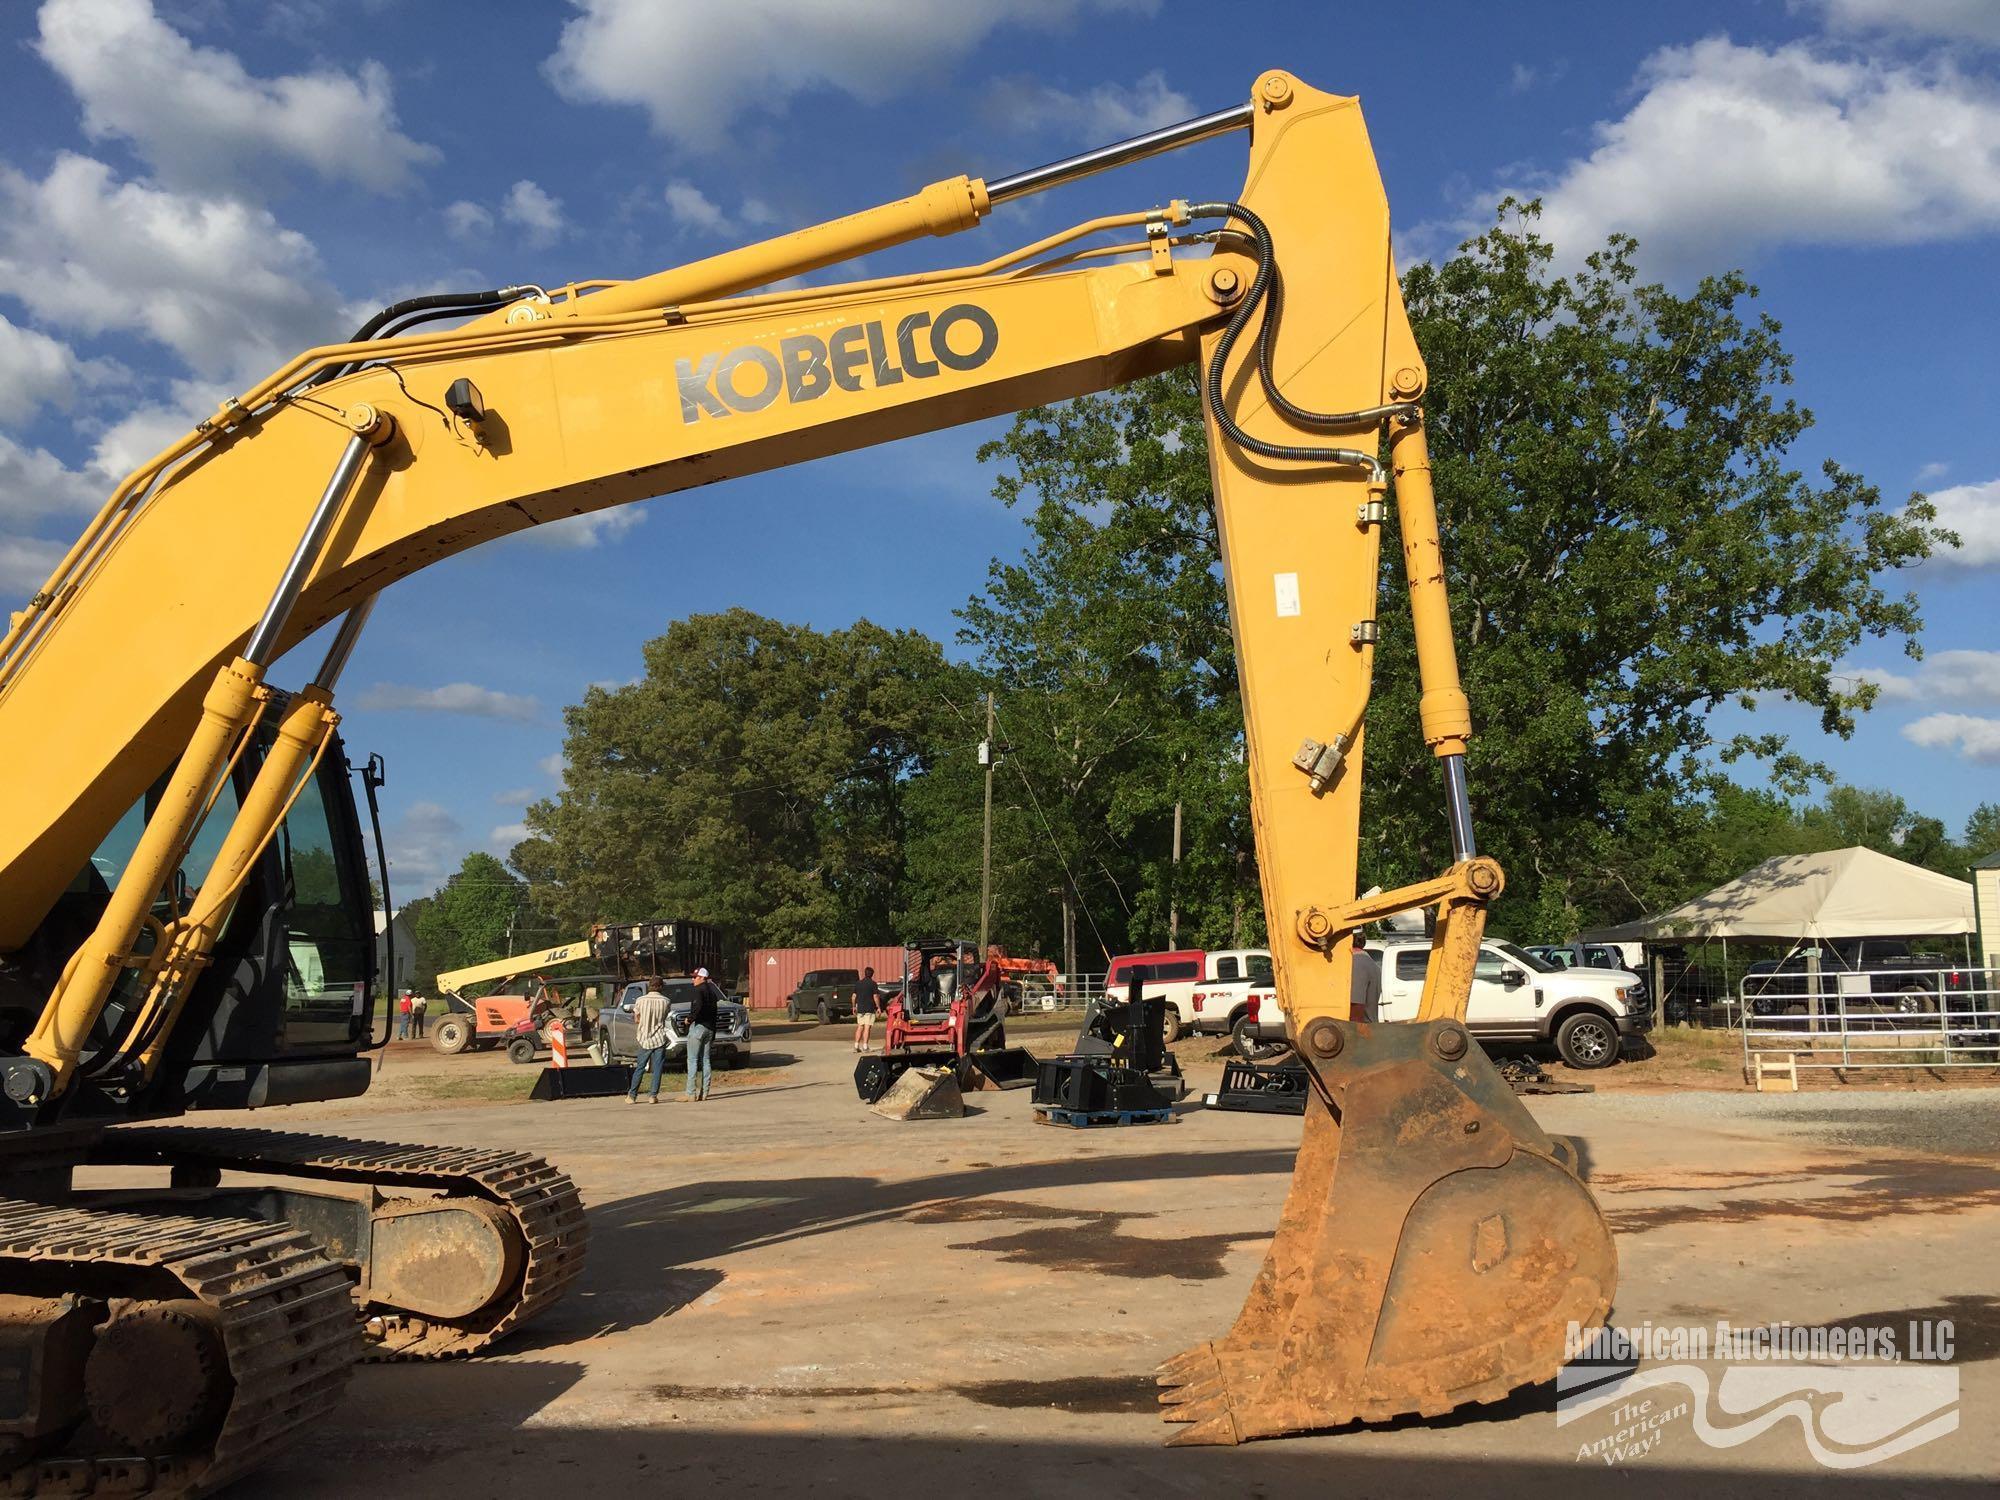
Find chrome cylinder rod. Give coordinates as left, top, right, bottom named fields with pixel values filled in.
left=243, top=431, right=372, bottom=667
left=1442, top=754, right=1477, bottom=863
left=986, top=102, right=1255, bottom=204
left=311, top=595, right=377, bottom=692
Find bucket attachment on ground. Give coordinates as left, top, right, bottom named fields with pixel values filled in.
left=1158, top=1016, right=1617, bottom=1445
left=529, top=1063, right=630, bottom=1100
left=1205, top=1058, right=1309, bottom=1115
left=855, top=1050, right=956, bottom=1103
left=870, top=1065, right=964, bottom=1121
left=959, top=1046, right=1040, bottom=1091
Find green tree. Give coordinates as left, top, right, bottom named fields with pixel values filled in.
left=962, top=203, right=1951, bottom=942
left=1965, top=803, right=2000, bottom=864
left=410, top=852, right=533, bottom=986
left=1360, top=206, right=1949, bottom=934
left=514, top=609, right=954, bottom=950
left=960, top=370, right=1254, bottom=969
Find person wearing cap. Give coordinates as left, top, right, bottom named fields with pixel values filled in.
left=683, top=967, right=725, bottom=1101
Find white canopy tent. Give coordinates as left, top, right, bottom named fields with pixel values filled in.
left=1584, top=846, right=1975, bottom=944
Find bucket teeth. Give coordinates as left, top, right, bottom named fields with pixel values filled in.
left=1156, top=1375, right=1220, bottom=1409
left=1155, top=1345, right=1219, bottom=1386
left=1164, top=1411, right=1243, bottom=1447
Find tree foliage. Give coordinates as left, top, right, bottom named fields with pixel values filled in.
left=512, top=609, right=957, bottom=950
left=409, top=851, right=536, bottom=988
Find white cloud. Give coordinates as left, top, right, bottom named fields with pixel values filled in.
left=984, top=69, right=1192, bottom=139
left=1475, top=37, right=2000, bottom=277
left=1914, top=477, right=2000, bottom=568
left=547, top=0, right=1154, bottom=147
left=0, top=433, right=104, bottom=527
left=740, top=197, right=779, bottom=227
left=664, top=180, right=733, bottom=236
left=492, top=786, right=537, bottom=807
left=1903, top=712, right=2000, bottom=763
left=354, top=682, right=542, bottom=722
left=520, top=503, right=647, bottom=550
left=502, top=180, right=565, bottom=247
left=0, top=535, right=70, bottom=597
left=0, top=314, right=121, bottom=423
left=488, top=822, right=531, bottom=856
left=1852, top=649, right=2000, bottom=705
left=0, top=153, right=342, bottom=379
left=1916, top=460, right=1951, bottom=483
left=382, top=799, right=466, bottom=895
left=538, top=751, right=567, bottom=779
left=444, top=200, right=494, bottom=239
left=1801, top=0, right=2000, bottom=44
left=36, top=0, right=436, bottom=197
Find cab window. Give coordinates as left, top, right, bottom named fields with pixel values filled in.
left=1395, top=950, right=1429, bottom=982
left=1475, top=950, right=1509, bottom=983
left=1214, top=956, right=1240, bottom=981
left=1245, top=953, right=1274, bottom=983
left=279, top=768, right=371, bottom=1036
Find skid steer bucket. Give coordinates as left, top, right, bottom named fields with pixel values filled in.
left=1158, top=1016, right=1617, bottom=1444
left=960, top=1046, right=1039, bottom=1091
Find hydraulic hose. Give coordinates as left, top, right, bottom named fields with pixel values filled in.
left=1186, top=201, right=1415, bottom=467
left=307, top=285, right=540, bottom=386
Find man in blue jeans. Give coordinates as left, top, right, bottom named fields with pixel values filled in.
left=683, top=967, right=725, bottom=1101
left=626, top=979, right=671, bottom=1103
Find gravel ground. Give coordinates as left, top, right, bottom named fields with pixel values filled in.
left=1550, top=1083, right=2000, bottom=1156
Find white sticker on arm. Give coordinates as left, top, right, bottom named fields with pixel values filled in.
left=1274, top=572, right=1301, bottom=618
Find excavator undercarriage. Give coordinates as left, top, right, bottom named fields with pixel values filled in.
left=0, top=66, right=1620, bottom=1489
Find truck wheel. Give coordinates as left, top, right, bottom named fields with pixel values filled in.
left=1231, top=1013, right=1288, bottom=1064
left=506, top=1036, right=538, bottom=1065
left=1892, top=985, right=1936, bottom=1015
left=1556, top=1011, right=1620, bottom=1070
left=787, top=1003, right=800, bottom=1022
left=816, top=1000, right=833, bottom=1025
left=431, top=1016, right=472, bottom=1055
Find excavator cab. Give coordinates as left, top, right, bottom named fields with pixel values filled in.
left=0, top=710, right=380, bottom=1134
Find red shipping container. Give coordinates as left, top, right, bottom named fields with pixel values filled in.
left=746, top=946, right=905, bottom=1011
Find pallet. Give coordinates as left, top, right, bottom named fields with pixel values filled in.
left=1033, top=1104, right=1176, bottom=1129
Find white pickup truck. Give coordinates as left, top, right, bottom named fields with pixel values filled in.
left=1230, top=938, right=1651, bottom=1068
left=1371, top=938, right=1652, bottom=1068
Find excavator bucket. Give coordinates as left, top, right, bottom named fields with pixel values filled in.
left=1159, top=1017, right=1616, bottom=1444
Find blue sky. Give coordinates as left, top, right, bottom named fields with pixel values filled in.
left=2, top=0, right=1996, bottom=898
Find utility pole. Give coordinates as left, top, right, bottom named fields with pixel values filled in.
left=1169, top=799, right=1183, bottom=948
left=978, top=691, right=995, bottom=956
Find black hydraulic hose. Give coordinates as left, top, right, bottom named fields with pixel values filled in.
left=306, top=286, right=525, bottom=387
left=1185, top=201, right=1414, bottom=466
left=345, top=288, right=517, bottom=346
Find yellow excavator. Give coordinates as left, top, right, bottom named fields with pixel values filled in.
left=0, top=70, right=1616, bottom=1489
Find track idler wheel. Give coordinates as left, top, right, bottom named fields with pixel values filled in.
left=1158, top=1017, right=1617, bottom=1444
left=83, top=1299, right=232, bottom=1454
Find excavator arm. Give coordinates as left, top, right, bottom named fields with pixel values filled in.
left=0, top=70, right=1614, bottom=1446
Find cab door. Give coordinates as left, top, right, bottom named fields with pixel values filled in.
left=1470, top=946, right=1536, bottom=1031
left=1379, top=947, right=1430, bottom=1022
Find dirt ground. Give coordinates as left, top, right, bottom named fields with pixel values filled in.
left=210, top=1020, right=1999, bottom=1497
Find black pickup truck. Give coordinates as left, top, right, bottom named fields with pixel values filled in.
left=1743, top=939, right=1969, bottom=1017
left=786, top=968, right=868, bottom=1024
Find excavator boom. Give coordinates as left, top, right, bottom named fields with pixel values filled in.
left=0, top=70, right=1614, bottom=1484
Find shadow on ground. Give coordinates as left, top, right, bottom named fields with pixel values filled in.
left=508, top=1147, right=1298, bottom=1346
